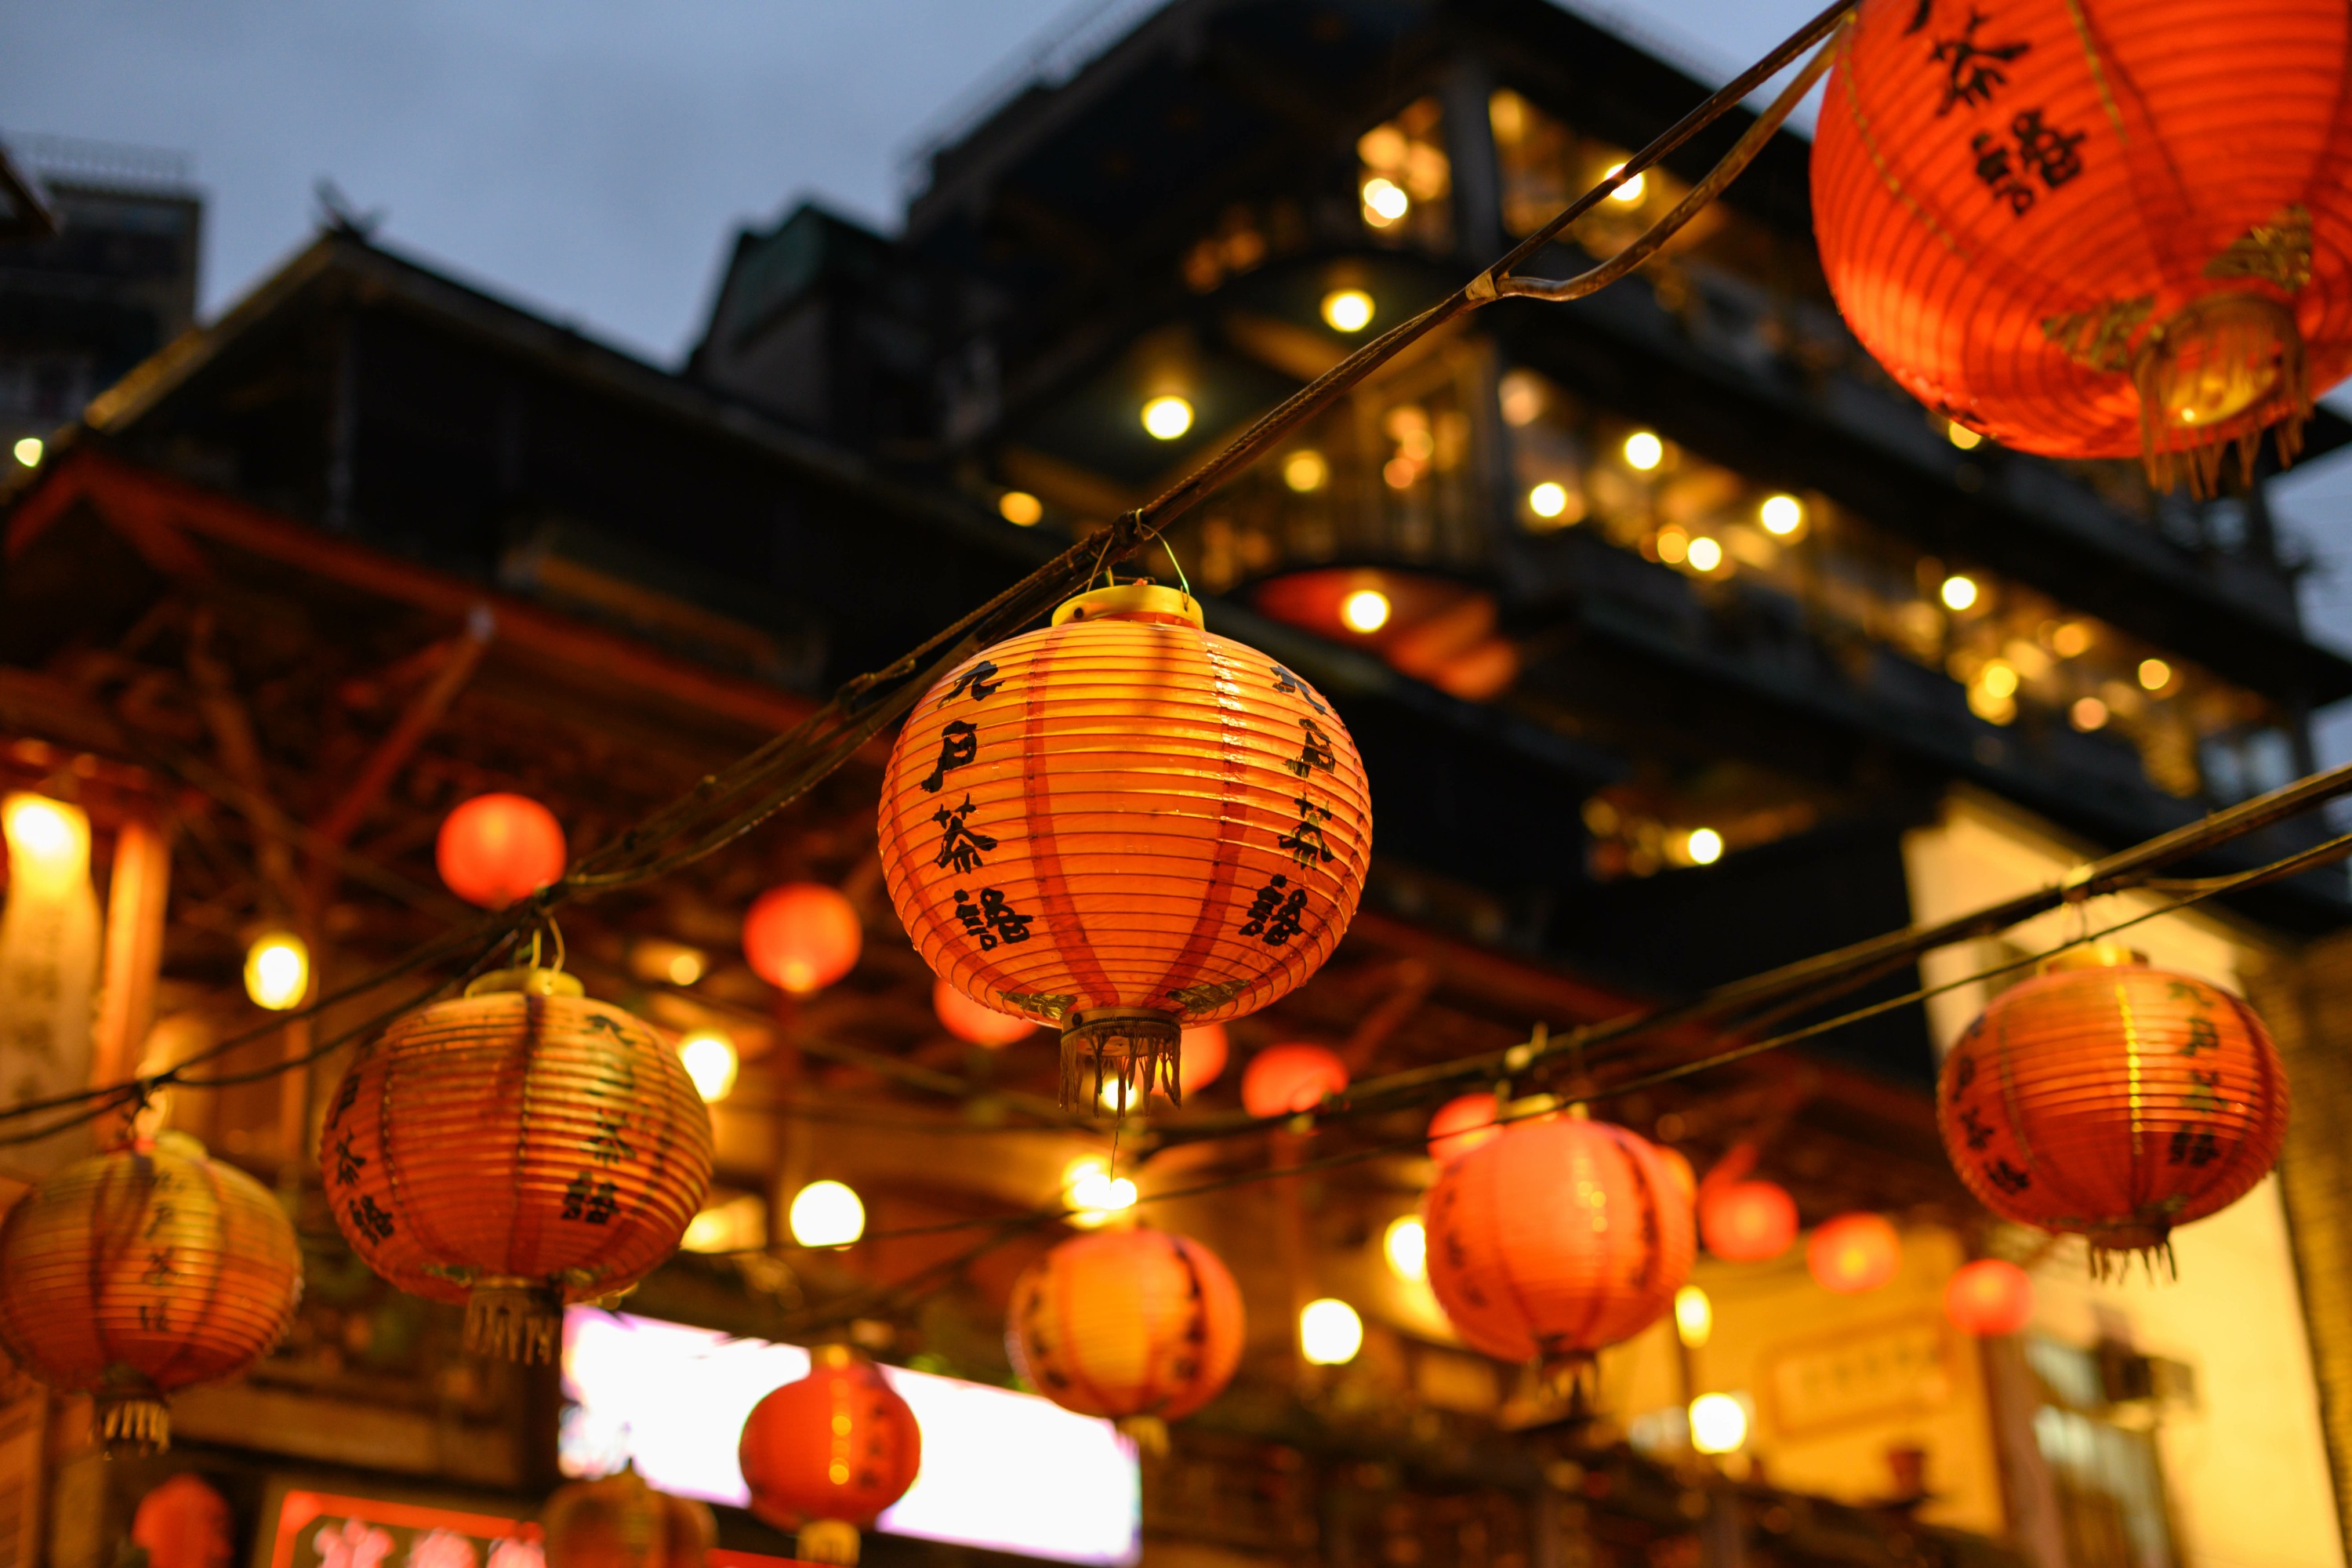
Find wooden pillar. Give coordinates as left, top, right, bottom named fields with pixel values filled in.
left=90, top=816, right=169, bottom=1089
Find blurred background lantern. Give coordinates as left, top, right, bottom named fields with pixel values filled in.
left=1813, top=0, right=2352, bottom=489
left=878, top=583, right=1371, bottom=1109
left=1007, top=1227, right=1245, bottom=1435
left=932, top=975, right=1036, bottom=1047
left=739, top=1345, right=921, bottom=1566
left=1699, top=1179, right=1799, bottom=1263
left=1945, top=1258, right=2037, bottom=1338
left=321, top=964, right=713, bottom=1361
left=1426, top=1091, right=1502, bottom=1166
left=544, top=1465, right=715, bottom=1568
left=744, top=882, right=862, bottom=995
left=1240, top=1042, right=1350, bottom=1119
left=1171, top=1022, right=1230, bottom=1096
left=131, top=1474, right=235, bottom=1568
left=436, top=792, right=567, bottom=908
left=1808, top=1213, right=1901, bottom=1294
left=1422, top=1112, right=1695, bottom=1366
left=1938, top=946, right=2287, bottom=1269
left=0, top=1132, right=303, bottom=1451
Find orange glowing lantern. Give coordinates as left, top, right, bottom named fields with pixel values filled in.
left=1699, top=1180, right=1799, bottom=1263
left=1007, top=1227, right=1246, bottom=1427
left=1422, top=1112, right=1695, bottom=1365
left=132, top=1474, right=234, bottom=1568
left=877, top=583, right=1371, bottom=1107
left=1426, top=1091, right=1502, bottom=1167
left=744, top=883, right=862, bottom=995
left=544, top=1466, right=716, bottom=1568
left=321, top=964, right=713, bottom=1362
left=1813, top=0, right=2352, bottom=489
left=1808, top=1213, right=1901, bottom=1294
left=0, top=1132, right=303, bottom=1451
left=1938, top=946, right=2285, bottom=1269
left=933, top=976, right=1037, bottom=1047
left=437, top=793, right=567, bottom=909
left=739, top=1345, right=922, bottom=1566
left=1169, top=1022, right=1230, bottom=1096
left=1241, top=1042, right=1350, bottom=1118
left=1945, top=1258, right=2036, bottom=1337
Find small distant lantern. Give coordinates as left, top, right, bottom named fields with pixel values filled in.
left=1240, top=1043, right=1350, bottom=1119
left=1173, top=1022, right=1230, bottom=1095
left=1426, top=1091, right=1502, bottom=1166
left=1945, top=1258, right=2036, bottom=1338
left=1808, top=1213, right=1901, bottom=1295
left=1699, top=1180, right=1799, bottom=1263
left=739, top=1345, right=922, bottom=1566
left=744, top=883, right=862, bottom=995
left=544, top=1466, right=715, bottom=1568
left=933, top=976, right=1036, bottom=1047
left=437, top=793, right=567, bottom=909
left=132, top=1474, right=235, bottom=1568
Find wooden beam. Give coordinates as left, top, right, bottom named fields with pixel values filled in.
left=91, top=817, right=170, bottom=1087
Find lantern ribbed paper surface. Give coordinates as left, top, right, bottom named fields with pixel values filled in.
left=321, top=967, right=713, bottom=1362
left=0, top=1133, right=301, bottom=1452
left=879, top=584, right=1370, bottom=1106
left=1813, top=0, right=2352, bottom=488
left=1937, top=946, right=2285, bottom=1268
left=544, top=1466, right=715, bottom=1568
left=1423, top=1114, right=1694, bottom=1365
left=1006, top=1228, right=1245, bottom=1423
left=739, top=1345, right=921, bottom=1566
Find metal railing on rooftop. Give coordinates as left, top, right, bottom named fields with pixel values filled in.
left=1, top=132, right=196, bottom=198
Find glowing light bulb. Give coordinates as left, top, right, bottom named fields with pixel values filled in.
left=1062, top=1156, right=1136, bottom=1226
left=1675, top=1285, right=1712, bottom=1348
left=2051, top=621, right=2092, bottom=658
left=1686, top=827, right=1723, bottom=866
left=1690, top=1392, right=1749, bottom=1454
left=1759, top=494, right=1803, bottom=536
left=12, top=437, right=42, bottom=468
left=1341, top=588, right=1392, bottom=633
left=1283, top=449, right=1329, bottom=492
left=2, top=793, right=87, bottom=893
left=1529, top=481, right=1569, bottom=519
left=1384, top=1214, right=1427, bottom=1282
left=788, top=1180, right=866, bottom=1247
left=1300, top=1298, right=1364, bottom=1365
left=1361, top=177, right=1410, bottom=224
left=2071, top=696, right=2110, bottom=731
left=1978, top=660, right=2019, bottom=699
left=1097, top=1076, right=1142, bottom=1116
left=1685, top=535, right=1723, bottom=572
left=244, top=932, right=310, bottom=1011
left=1623, top=430, right=1664, bottom=470
left=679, top=1031, right=739, bottom=1102
left=1142, top=395, right=1195, bottom=441
left=1605, top=163, right=1646, bottom=205
left=1321, top=289, right=1375, bottom=332
left=1940, top=574, right=1979, bottom=612
left=1947, top=419, right=1985, bottom=451
left=999, top=490, right=1044, bottom=526
left=2139, top=657, right=2172, bottom=691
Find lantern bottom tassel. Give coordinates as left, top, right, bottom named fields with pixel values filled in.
left=2133, top=291, right=2310, bottom=498
left=96, top=1393, right=169, bottom=1455
left=465, top=1278, right=565, bottom=1363
left=2087, top=1230, right=2179, bottom=1285
left=797, top=1522, right=862, bottom=1566
left=1060, top=1007, right=1181, bottom=1112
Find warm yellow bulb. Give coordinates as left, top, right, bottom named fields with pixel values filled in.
left=2139, top=657, right=2173, bottom=691
left=1675, top=1285, right=1713, bottom=1348
left=999, top=490, right=1044, bottom=526
left=666, top=949, right=706, bottom=985
left=1384, top=1214, right=1427, bottom=1282
left=1623, top=430, right=1664, bottom=470
left=1605, top=163, right=1646, bottom=205
left=1947, top=419, right=1985, bottom=451
left=1759, top=494, right=1803, bottom=536
left=789, top=1180, right=866, bottom=1247
left=1062, top=1155, right=1137, bottom=1226
left=1685, top=536, right=1723, bottom=572
left=2, top=793, right=89, bottom=894
left=1283, top=449, right=1329, bottom=492
left=1142, top=395, right=1195, bottom=441
left=1686, top=827, right=1723, bottom=866
left=12, top=437, right=42, bottom=468
left=244, top=932, right=310, bottom=1011
left=2051, top=621, right=2093, bottom=659
left=1978, top=660, right=2019, bottom=699
left=1529, top=481, right=1570, bottom=519
left=1321, top=289, right=1375, bottom=332
left=679, top=1031, right=739, bottom=1102
left=1690, top=1392, right=1749, bottom=1454
left=2071, top=696, right=2110, bottom=731
left=1361, top=176, right=1410, bottom=224
left=1341, top=588, right=1392, bottom=633
left=1300, top=1298, right=1364, bottom=1365
left=1940, top=574, right=1980, bottom=612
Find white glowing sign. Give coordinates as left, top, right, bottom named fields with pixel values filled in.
left=559, top=1308, right=1142, bottom=1566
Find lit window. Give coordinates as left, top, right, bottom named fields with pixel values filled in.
left=999, top=490, right=1044, bottom=526
left=1690, top=1392, right=1749, bottom=1454
left=11, top=437, right=41, bottom=468
left=1361, top=177, right=1410, bottom=225
left=1300, top=1298, right=1364, bottom=1365
left=1321, top=289, right=1375, bottom=332
left=1940, top=574, right=1980, bottom=612
left=1605, top=163, right=1646, bottom=205
left=1529, top=481, right=1570, bottom=519
left=1142, top=396, right=1194, bottom=440
left=244, top=932, right=310, bottom=1011
left=1675, top=1286, right=1712, bottom=1348
left=1283, top=450, right=1328, bottom=492
left=1947, top=419, right=1985, bottom=451
left=1759, top=494, right=1803, bottom=536
left=1384, top=1215, right=1427, bottom=1282
left=1685, top=827, right=1723, bottom=865
left=1341, top=589, right=1392, bottom=633
left=2071, top=696, right=2111, bottom=731
left=1623, top=430, right=1664, bottom=470
left=678, top=1031, right=739, bottom=1102
left=788, top=1180, right=866, bottom=1247
left=1685, top=536, right=1723, bottom=572
left=2138, top=657, right=2172, bottom=691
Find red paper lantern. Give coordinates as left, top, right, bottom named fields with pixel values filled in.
left=437, top=793, right=567, bottom=909
left=933, top=976, right=1036, bottom=1047
left=1813, top=0, right=2352, bottom=489
left=322, top=965, right=713, bottom=1362
left=1007, top=1228, right=1246, bottom=1425
left=544, top=1466, right=716, bottom=1568
left=0, top=1133, right=302, bottom=1452
left=1241, top=1042, right=1350, bottom=1118
left=1945, top=1258, right=2036, bottom=1337
left=877, top=583, right=1371, bottom=1107
left=1938, top=946, right=2286, bottom=1268
left=744, top=883, right=862, bottom=995
left=1423, top=1113, right=1695, bottom=1364
left=1167, top=1023, right=1230, bottom=1096
left=1809, top=1213, right=1902, bottom=1294
left=132, top=1475, right=234, bottom=1568
left=1699, top=1180, right=1800, bottom=1263
left=739, top=1345, right=921, bottom=1566
left=1427, top=1092, right=1503, bottom=1167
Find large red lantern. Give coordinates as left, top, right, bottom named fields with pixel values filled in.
left=544, top=1466, right=715, bottom=1568
left=744, top=883, right=862, bottom=995
left=437, top=793, right=567, bottom=909
left=1699, top=1180, right=1800, bottom=1263
left=1006, top=1228, right=1246, bottom=1428
left=1808, top=1213, right=1902, bottom=1294
left=322, top=964, right=713, bottom=1362
left=1938, top=946, right=2286, bottom=1269
left=1813, top=0, right=2352, bottom=489
left=1422, top=1112, right=1695, bottom=1365
left=1945, top=1258, right=2036, bottom=1337
left=1426, top=1091, right=1502, bottom=1167
left=0, top=1132, right=302, bottom=1451
left=878, top=583, right=1372, bottom=1107
left=1240, top=1042, right=1350, bottom=1118
left=739, top=1345, right=921, bottom=1566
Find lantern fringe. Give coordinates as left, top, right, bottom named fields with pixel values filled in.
left=2133, top=293, right=2310, bottom=499
left=96, top=1394, right=169, bottom=1455
left=2089, top=1238, right=2178, bottom=1284
left=1061, top=1008, right=1181, bottom=1112
left=465, top=1280, right=565, bottom=1363
left=797, top=1522, right=862, bottom=1566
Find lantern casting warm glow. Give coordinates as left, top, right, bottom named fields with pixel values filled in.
left=1426, top=1091, right=1502, bottom=1166
left=436, top=793, right=567, bottom=909
left=1698, top=1178, right=1798, bottom=1263
left=1241, top=1042, right=1350, bottom=1119
left=743, top=883, right=862, bottom=995
left=1945, top=1258, right=2036, bottom=1338
left=1007, top=1228, right=1245, bottom=1425
left=739, top=1345, right=922, bottom=1566
left=1808, top=1213, right=1900, bottom=1295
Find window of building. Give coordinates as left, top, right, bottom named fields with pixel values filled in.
left=1356, top=98, right=1451, bottom=250
left=2026, top=1337, right=2183, bottom=1568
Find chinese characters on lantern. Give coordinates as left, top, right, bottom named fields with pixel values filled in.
left=1910, top=2, right=2088, bottom=217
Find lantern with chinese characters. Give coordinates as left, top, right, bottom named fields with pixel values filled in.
left=933, top=976, right=1036, bottom=1047
left=544, top=1466, right=715, bottom=1568
left=0, top=1132, right=302, bottom=1452
left=744, top=883, right=862, bottom=995
left=1240, top=1042, right=1350, bottom=1119
left=1427, top=1091, right=1503, bottom=1167
left=437, top=793, right=568, bottom=908
left=877, top=583, right=1372, bottom=1107
left=1813, top=0, right=2352, bottom=490
left=1937, top=945, right=2285, bottom=1270
left=1423, top=1112, right=1695, bottom=1366
left=739, top=1345, right=922, bottom=1566
left=1945, top=1258, right=2036, bottom=1336
left=1809, top=1213, right=1902, bottom=1294
left=1007, top=1228, right=1246, bottom=1435
left=1699, top=1179, right=1799, bottom=1263
left=321, top=964, right=713, bottom=1362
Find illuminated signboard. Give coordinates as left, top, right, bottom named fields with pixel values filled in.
left=262, top=1488, right=543, bottom=1568
left=560, top=1308, right=1142, bottom=1566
